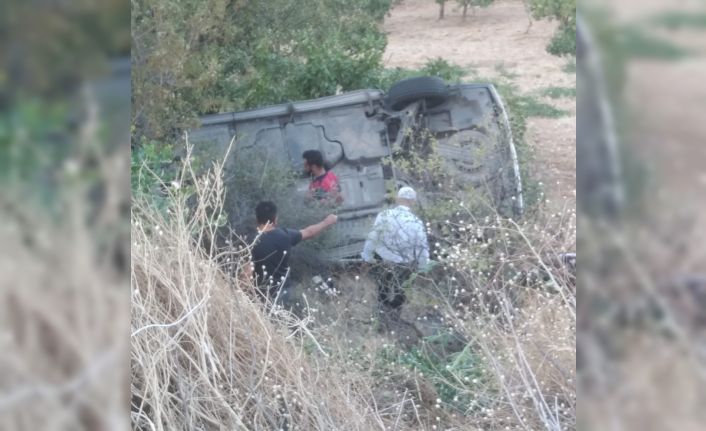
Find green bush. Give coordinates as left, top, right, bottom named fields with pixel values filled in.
left=649, top=12, right=706, bottom=30
left=540, top=86, right=577, bottom=99
left=131, top=141, right=179, bottom=210
left=547, top=21, right=577, bottom=56
left=421, top=58, right=468, bottom=83
left=514, top=95, right=569, bottom=118
left=0, top=102, right=69, bottom=186
left=562, top=58, right=576, bottom=74
left=619, top=25, right=691, bottom=60
left=529, top=0, right=576, bottom=56
left=132, top=0, right=394, bottom=142
left=376, top=58, right=469, bottom=90
left=398, top=340, right=487, bottom=411
left=0, top=0, right=129, bottom=100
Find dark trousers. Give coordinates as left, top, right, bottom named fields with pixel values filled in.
left=371, top=253, right=412, bottom=310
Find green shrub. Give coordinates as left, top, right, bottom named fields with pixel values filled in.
left=132, top=0, right=395, bottom=142
left=649, top=12, right=706, bottom=30
left=376, top=58, right=470, bottom=90
left=0, top=101, right=69, bottom=187
left=398, top=340, right=488, bottom=411
left=562, top=58, right=577, bottom=74
left=619, top=25, right=691, bottom=60
left=513, top=95, right=569, bottom=118
left=130, top=140, right=180, bottom=213
left=0, top=0, right=129, bottom=100
left=421, top=58, right=468, bottom=83
left=494, top=63, right=518, bottom=79
left=529, top=0, right=576, bottom=56
left=540, top=86, right=576, bottom=99
left=547, top=21, right=577, bottom=56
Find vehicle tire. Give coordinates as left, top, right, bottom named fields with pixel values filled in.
left=387, top=76, right=449, bottom=111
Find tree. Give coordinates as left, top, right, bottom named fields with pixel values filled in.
left=0, top=0, right=129, bottom=103
left=456, top=0, right=494, bottom=20
left=522, top=0, right=533, bottom=33
left=436, top=0, right=447, bottom=19
left=131, top=0, right=392, bottom=141
left=529, top=0, right=576, bottom=56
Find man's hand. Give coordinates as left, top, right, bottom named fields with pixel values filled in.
left=323, top=214, right=338, bottom=226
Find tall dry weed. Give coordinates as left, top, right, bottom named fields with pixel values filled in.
left=0, top=151, right=130, bottom=429
left=130, top=144, right=385, bottom=430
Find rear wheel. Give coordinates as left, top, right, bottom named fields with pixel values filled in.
left=387, top=76, right=449, bottom=111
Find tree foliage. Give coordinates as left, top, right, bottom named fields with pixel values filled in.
left=0, top=0, right=129, bottom=104
left=132, top=0, right=391, bottom=141
left=529, top=0, right=576, bottom=56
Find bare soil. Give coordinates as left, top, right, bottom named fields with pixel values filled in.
left=624, top=59, right=706, bottom=270
left=591, top=0, right=706, bottom=260
left=382, top=0, right=576, bottom=213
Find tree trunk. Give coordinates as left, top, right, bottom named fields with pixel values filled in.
left=523, top=0, right=533, bottom=33
left=463, top=4, right=468, bottom=19
left=439, top=1, right=445, bottom=20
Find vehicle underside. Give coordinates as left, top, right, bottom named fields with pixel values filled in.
left=191, top=77, right=523, bottom=261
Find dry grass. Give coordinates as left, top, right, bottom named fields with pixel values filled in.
left=579, top=205, right=706, bottom=430
left=0, top=151, right=130, bottom=429
left=130, top=143, right=577, bottom=430
left=130, top=146, right=385, bottom=430
left=412, top=207, right=577, bottom=430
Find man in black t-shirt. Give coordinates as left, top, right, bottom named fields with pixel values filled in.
left=250, top=201, right=337, bottom=306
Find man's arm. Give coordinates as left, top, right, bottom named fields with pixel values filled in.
left=300, top=214, right=337, bottom=241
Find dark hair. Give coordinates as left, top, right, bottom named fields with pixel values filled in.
left=302, top=149, right=324, bottom=168
left=255, top=201, right=277, bottom=225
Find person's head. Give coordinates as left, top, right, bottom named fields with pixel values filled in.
left=302, top=149, right=325, bottom=175
left=396, top=186, right=417, bottom=207
left=255, top=201, right=278, bottom=226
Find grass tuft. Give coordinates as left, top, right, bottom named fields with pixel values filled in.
left=562, top=59, right=577, bottom=74
left=649, top=12, right=706, bottom=30
left=514, top=95, right=569, bottom=118
left=619, top=26, right=692, bottom=60
left=540, top=86, right=577, bottom=99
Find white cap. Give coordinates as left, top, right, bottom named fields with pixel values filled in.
left=397, top=186, right=417, bottom=201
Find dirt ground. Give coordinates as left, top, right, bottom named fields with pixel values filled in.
left=382, top=0, right=576, bottom=214
left=618, top=7, right=706, bottom=265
